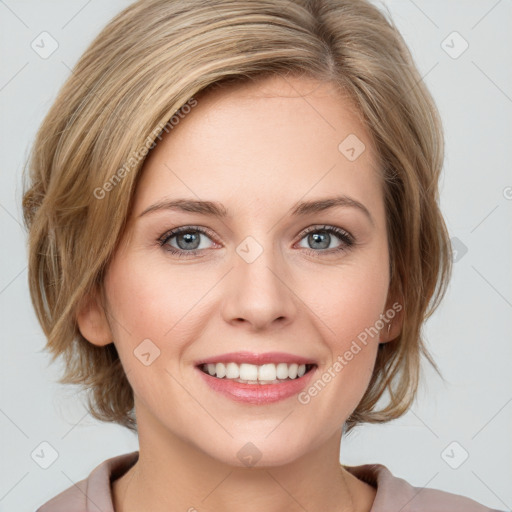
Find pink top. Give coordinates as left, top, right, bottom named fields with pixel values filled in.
left=35, top=451, right=504, bottom=511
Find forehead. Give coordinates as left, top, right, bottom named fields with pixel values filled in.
left=132, top=74, right=383, bottom=225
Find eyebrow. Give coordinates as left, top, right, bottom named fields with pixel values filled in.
left=139, top=195, right=374, bottom=225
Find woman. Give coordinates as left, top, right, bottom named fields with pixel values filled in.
left=24, top=0, right=504, bottom=510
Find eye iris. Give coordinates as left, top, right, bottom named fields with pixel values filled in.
left=164, top=227, right=347, bottom=254
left=177, top=231, right=200, bottom=250
left=309, top=231, right=330, bottom=250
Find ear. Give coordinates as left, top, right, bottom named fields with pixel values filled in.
left=379, top=293, right=404, bottom=344
left=76, top=287, right=113, bottom=347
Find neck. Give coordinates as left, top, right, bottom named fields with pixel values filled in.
left=113, top=407, right=376, bottom=512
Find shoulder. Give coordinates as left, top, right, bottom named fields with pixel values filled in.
left=35, top=451, right=139, bottom=512
left=344, top=463, right=505, bottom=512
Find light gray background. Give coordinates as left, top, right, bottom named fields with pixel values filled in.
left=1, top=1, right=511, bottom=511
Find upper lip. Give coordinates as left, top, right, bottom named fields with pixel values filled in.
left=195, top=351, right=317, bottom=366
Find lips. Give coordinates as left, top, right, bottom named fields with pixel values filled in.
left=196, top=365, right=317, bottom=404
left=194, top=351, right=318, bottom=404
left=195, top=351, right=316, bottom=366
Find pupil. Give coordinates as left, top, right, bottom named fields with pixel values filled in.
left=178, top=232, right=200, bottom=250
left=309, top=232, right=329, bottom=249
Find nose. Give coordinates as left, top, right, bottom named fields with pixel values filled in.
left=221, top=239, right=297, bottom=332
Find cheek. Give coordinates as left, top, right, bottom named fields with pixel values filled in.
left=297, top=309, right=382, bottom=427
left=293, top=256, right=389, bottom=414
left=103, top=253, right=217, bottom=362
left=335, top=270, right=388, bottom=341
left=297, top=256, right=389, bottom=349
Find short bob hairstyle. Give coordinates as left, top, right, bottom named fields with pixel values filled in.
left=23, top=0, right=452, bottom=434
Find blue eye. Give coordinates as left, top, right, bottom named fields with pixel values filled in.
left=158, top=224, right=355, bottom=258
left=297, top=225, right=354, bottom=257
left=159, top=226, right=215, bottom=257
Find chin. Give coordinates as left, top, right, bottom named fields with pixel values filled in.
left=197, top=431, right=313, bottom=469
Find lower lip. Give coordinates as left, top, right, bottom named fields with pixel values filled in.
left=196, top=366, right=317, bottom=404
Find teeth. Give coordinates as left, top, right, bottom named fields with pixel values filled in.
left=226, top=362, right=240, bottom=379
left=258, top=363, right=276, bottom=381
left=201, top=362, right=312, bottom=382
left=215, top=362, right=226, bottom=378
left=276, top=363, right=289, bottom=379
left=240, top=363, right=258, bottom=381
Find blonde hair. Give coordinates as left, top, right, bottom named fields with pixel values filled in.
left=22, top=0, right=452, bottom=433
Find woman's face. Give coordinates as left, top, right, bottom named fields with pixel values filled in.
left=85, top=75, right=399, bottom=466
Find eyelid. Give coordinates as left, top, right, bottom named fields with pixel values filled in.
left=158, top=224, right=353, bottom=243
left=298, top=224, right=354, bottom=243
left=158, top=225, right=219, bottom=245
left=294, top=224, right=356, bottom=257
left=158, top=223, right=356, bottom=257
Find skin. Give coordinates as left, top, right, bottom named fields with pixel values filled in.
left=77, top=74, right=403, bottom=512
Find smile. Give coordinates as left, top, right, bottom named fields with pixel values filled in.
left=199, top=362, right=316, bottom=384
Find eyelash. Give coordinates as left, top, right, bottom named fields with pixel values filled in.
left=157, top=224, right=355, bottom=259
